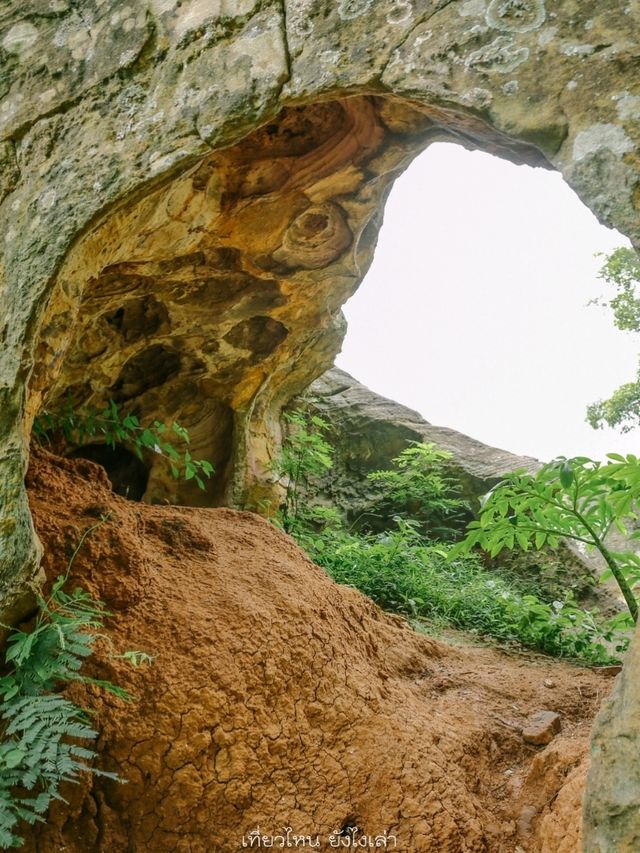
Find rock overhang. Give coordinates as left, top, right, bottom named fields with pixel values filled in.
left=1, top=1, right=639, bottom=847
left=0, top=0, right=638, bottom=655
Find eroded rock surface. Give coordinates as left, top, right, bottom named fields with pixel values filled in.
left=1, top=2, right=640, bottom=847
left=290, top=367, right=539, bottom=515
left=584, top=621, right=640, bottom=852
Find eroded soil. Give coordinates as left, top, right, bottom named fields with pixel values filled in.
left=21, top=449, right=613, bottom=852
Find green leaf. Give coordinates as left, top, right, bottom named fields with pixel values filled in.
left=559, top=462, right=574, bottom=489
left=140, top=429, right=156, bottom=448
left=4, top=749, right=26, bottom=770
left=615, top=518, right=629, bottom=537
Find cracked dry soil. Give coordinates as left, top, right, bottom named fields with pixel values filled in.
left=22, top=449, right=612, bottom=852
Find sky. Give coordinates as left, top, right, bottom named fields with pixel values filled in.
left=336, top=142, right=639, bottom=463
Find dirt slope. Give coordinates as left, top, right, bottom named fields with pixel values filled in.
left=21, top=450, right=612, bottom=852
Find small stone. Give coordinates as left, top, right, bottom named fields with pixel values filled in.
left=543, top=678, right=556, bottom=688
left=522, top=710, right=561, bottom=745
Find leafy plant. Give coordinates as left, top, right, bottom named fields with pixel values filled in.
left=271, top=417, right=627, bottom=661
left=588, top=247, right=640, bottom=432
left=367, top=442, right=469, bottom=538
left=450, top=455, right=640, bottom=623
left=270, top=409, right=334, bottom=533
left=34, top=399, right=214, bottom=490
left=587, top=378, right=640, bottom=435
left=0, top=523, right=149, bottom=849
left=300, top=517, right=625, bottom=663
left=590, top=247, right=640, bottom=333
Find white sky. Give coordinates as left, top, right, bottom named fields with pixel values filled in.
left=336, top=142, right=639, bottom=463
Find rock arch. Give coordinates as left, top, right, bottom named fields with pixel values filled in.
left=1, top=1, right=639, bottom=845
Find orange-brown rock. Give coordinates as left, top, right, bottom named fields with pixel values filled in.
left=1, top=4, right=639, bottom=848
left=28, top=95, right=550, bottom=517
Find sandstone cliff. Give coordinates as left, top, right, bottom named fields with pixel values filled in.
left=1, top=1, right=639, bottom=847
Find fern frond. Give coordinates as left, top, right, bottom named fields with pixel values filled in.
left=0, top=569, right=132, bottom=850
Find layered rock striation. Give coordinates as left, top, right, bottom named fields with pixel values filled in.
left=1, top=1, right=640, bottom=846
left=2, top=0, right=639, bottom=622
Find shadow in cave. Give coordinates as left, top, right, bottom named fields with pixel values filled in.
left=68, top=443, right=149, bottom=501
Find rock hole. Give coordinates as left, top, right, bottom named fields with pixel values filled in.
left=223, top=316, right=288, bottom=360
left=337, top=818, right=360, bottom=837
left=68, top=443, right=149, bottom=501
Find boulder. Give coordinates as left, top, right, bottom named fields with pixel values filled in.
left=584, top=621, right=640, bottom=852
left=290, top=368, right=621, bottom=608
left=522, top=711, right=562, bottom=746
left=290, top=366, right=539, bottom=517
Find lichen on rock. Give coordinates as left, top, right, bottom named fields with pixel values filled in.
left=485, top=0, right=546, bottom=34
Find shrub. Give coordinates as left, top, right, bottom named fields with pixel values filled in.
left=34, top=399, right=214, bottom=490
left=273, top=419, right=628, bottom=662
left=300, top=519, right=626, bottom=663
left=450, top=455, right=640, bottom=622
left=366, top=442, right=469, bottom=538
left=270, top=409, right=333, bottom=533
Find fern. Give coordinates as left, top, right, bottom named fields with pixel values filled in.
left=0, top=525, right=148, bottom=849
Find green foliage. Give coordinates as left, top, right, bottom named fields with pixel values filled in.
left=591, top=247, right=640, bottom=333
left=367, top=442, right=468, bottom=538
left=588, top=247, right=640, bottom=432
left=0, top=695, right=107, bottom=849
left=300, top=518, right=626, bottom=663
left=0, top=525, right=149, bottom=849
left=33, top=399, right=214, bottom=490
left=451, top=455, right=640, bottom=622
left=270, top=409, right=334, bottom=533
left=274, top=419, right=627, bottom=662
left=587, top=377, right=640, bottom=434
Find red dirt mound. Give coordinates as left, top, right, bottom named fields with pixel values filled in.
left=21, top=449, right=611, bottom=852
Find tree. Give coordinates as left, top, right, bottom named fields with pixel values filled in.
left=450, top=455, right=640, bottom=623
left=367, top=442, right=469, bottom=539
left=588, top=247, right=640, bottom=432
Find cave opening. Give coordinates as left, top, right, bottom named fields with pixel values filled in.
left=26, top=94, right=637, bottom=513
left=68, top=443, right=149, bottom=502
